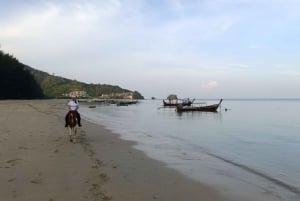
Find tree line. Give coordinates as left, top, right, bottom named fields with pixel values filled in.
left=0, top=51, right=44, bottom=99
left=0, top=50, right=144, bottom=99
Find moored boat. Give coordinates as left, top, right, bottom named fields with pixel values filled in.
left=163, top=99, right=194, bottom=107
left=117, top=102, right=128, bottom=106
left=116, top=100, right=138, bottom=106
left=176, top=99, right=222, bottom=112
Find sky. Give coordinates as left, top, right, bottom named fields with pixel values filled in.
left=1, top=0, right=300, bottom=99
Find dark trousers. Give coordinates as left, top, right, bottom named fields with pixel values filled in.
left=65, top=111, right=81, bottom=125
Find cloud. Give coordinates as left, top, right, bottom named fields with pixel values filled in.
left=0, top=4, right=59, bottom=38
left=201, top=81, right=218, bottom=89
left=1, top=0, right=300, bottom=98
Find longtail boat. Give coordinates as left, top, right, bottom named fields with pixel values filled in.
left=163, top=98, right=195, bottom=107
left=176, top=99, right=222, bottom=112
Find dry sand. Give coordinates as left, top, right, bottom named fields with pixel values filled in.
left=0, top=100, right=281, bottom=201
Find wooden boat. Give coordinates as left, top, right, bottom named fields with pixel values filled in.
left=116, top=100, right=138, bottom=106
left=116, top=102, right=128, bottom=106
left=163, top=98, right=195, bottom=107
left=176, top=99, right=222, bottom=112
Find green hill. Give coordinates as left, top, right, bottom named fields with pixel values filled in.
left=24, top=65, right=144, bottom=99
left=0, top=50, right=144, bottom=99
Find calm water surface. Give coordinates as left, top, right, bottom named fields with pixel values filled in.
left=80, top=99, right=300, bottom=201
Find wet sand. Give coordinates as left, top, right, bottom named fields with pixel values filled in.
left=0, top=100, right=281, bottom=201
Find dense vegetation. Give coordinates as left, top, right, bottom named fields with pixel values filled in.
left=25, top=65, right=144, bottom=99
left=0, top=51, right=44, bottom=99
left=0, top=50, right=144, bottom=99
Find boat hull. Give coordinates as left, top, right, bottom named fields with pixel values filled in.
left=176, top=99, right=222, bottom=112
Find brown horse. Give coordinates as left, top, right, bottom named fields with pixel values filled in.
left=67, top=111, right=78, bottom=143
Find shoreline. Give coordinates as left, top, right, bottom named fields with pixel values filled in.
left=0, top=99, right=282, bottom=201
left=82, top=115, right=225, bottom=201
left=0, top=99, right=223, bottom=201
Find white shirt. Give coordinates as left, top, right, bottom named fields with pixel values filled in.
left=67, top=100, right=79, bottom=111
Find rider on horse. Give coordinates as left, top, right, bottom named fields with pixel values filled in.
left=65, top=96, right=82, bottom=127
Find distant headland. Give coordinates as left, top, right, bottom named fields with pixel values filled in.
left=0, top=50, right=144, bottom=100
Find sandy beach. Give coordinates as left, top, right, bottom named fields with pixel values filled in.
left=0, top=100, right=282, bottom=201
left=0, top=99, right=224, bottom=201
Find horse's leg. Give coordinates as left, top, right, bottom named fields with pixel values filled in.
left=74, top=127, right=77, bottom=143
left=72, top=127, right=77, bottom=143
left=68, top=127, right=73, bottom=142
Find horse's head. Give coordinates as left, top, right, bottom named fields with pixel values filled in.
left=67, top=111, right=77, bottom=128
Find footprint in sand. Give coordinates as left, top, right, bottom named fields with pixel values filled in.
left=103, top=195, right=112, bottom=201
left=99, top=173, right=109, bottom=182
left=53, top=137, right=63, bottom=142
left=18, top=146, right=29, bottom=150
left=8, top=178, right=16, bottom=182
left=95, top=159, right=104, bottom=167
left=31, top=172, right=43, bottom=184
left=31, top=178, right=43, bottom=184
left=7, top=159, right=22, bottom=166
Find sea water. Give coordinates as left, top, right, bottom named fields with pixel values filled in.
left=80, top=99, right=300, bottom=201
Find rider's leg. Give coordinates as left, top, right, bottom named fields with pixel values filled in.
left=65, top=113, right=68, bottom=127
left=76, top=111, right=82, bottom=126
